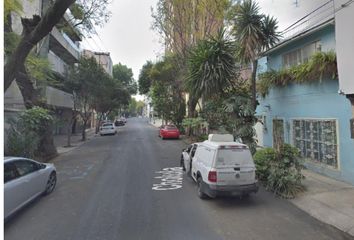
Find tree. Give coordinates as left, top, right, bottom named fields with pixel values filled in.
left=113, top=63, right=137, bottom=95
left=230, top=0, right=280, bottom=110
left=186, top=29, right=238, bottom=115
left=4, top=0, right=111, bottom=96
left=138, top=61, right=153, bottom=95
left=149, top=57, right=186, bottom=127
left=66, top=57, right=104, bottom=141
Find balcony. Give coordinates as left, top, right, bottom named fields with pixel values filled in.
left=48, top=51, right=68, bottom=76
left=45, top=86, right=73, bottom=109
left=49, top=26, right=80, bottom=64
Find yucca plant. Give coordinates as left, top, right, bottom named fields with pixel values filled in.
left=186, top=29, right=238, bottom=99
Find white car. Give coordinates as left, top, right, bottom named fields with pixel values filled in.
left=181, top=143, right=200, bottom=175
left=4, top=157, right=57, bottom=219
left=191, top=134, right=258, bottom=199
left=99, top=123, right=117, bottom=136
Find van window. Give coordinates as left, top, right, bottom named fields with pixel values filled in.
left=197, top=145, right=215, bottom=165
left=216, top=149, right=253, bottom=167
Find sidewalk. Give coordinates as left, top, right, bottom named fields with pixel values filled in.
left=53, top=128, right=96, bottom=155
left=290, top=170, right=354, bottom=237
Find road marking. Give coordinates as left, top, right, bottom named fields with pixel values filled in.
left=152, top=167, right=183, bottom=191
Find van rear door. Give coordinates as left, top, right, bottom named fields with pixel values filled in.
left=214, top=146, right=256, bottom=186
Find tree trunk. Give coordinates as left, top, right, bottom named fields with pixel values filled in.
left=4, top=0, right=75, bottom=91
left=38, top=124, right=58, bottom=161
left=251, top=60, right=258, bottom=111
left=95, top=113, right=103, bottom=134
left=16, top=65, right=42, bottom=108
left=82, top=120, right=87, bottom=141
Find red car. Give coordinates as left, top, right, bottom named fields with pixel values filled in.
left=159, top=125, right=180, bottom=139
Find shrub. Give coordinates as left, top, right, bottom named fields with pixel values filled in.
left=254, top=144, right=305, bottom=198
left=253, top=148, right=276, bottom=181
left=6, top=107, right=54, bottom=158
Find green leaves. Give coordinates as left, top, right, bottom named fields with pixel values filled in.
left=254, top=144, right=305, bottom=198
left=257, top=51, right=338, bottom=97
left=186, top=29, right=237, bottom=99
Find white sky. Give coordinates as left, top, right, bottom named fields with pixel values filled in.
left=81, top=0, right=329, bottom=100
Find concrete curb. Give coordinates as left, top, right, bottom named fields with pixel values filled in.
left=55, top=129, right=97, bottom=155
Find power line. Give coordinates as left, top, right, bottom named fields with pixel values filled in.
left=281, top=0, right=334, bottom=33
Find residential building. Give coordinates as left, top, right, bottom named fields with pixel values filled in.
left=82, top=50, right=113, bottom=76
left=5, top=0, right=81, bottom=141
left=255, top=2, right=354, bottom=185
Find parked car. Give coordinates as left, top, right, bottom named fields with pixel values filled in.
left=120, top=117, right=127, bottom=124
left=191, top=134, right=258, bottom=199
left=159, top=125, right=180, bottom=139
left=100, top=123, right=117, bottom=135
left=4, top=157, right=57, bottom=219
left=114, top=119, right=125, bottom=126
left=181, top=143, right=200, bottom=175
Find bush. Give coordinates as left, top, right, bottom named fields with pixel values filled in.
left=6, top=107, right=54, bottom=158
left=253, top=148, right=276, bottom=181
left=254, top=144, right=305, bottom=198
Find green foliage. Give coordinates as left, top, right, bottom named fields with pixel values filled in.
left=253, top=148, right=276, bottom=181
left=254, top=144, right=305, bottom=198
left=230, top=0, right=280, bottom=63
left=113, top=63, right=137, bottom=95
left=186, top=29, right=238, bottom=99
left=6, top=107, right=53, bottom=158
left=68, top=0, right=111, bottom=34
left=200, top=84, right=257, bottom=154
left=4, top=0, right=22, bottom=24
left=4, top=32, right=20, bottom=56
left=138, top=61, right=153, bottom=95
left=257, top=51, right=338, bottom=97
left=149, top=56, right=186, bottom=126
left=26, top=54, right=54, bottom=84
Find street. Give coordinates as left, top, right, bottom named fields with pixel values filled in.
left=4, top=118, right=353, bottom=240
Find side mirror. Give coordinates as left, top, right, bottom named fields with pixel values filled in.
left=39, top=164, right=46, bottom=170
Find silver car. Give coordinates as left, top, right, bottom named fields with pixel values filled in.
left=4, top=157, right=57, bottom=219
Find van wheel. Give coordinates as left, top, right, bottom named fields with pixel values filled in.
left=197, top=177, right=207, bottom=199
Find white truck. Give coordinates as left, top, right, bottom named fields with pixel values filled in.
left=190, top=134, right=258, bottom=199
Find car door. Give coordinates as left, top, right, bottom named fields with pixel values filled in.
left=13, top=159, right=47, bottom=203
left=186, top=144, right=198, bottom=173
left=4, top=161, right=22, bottom=218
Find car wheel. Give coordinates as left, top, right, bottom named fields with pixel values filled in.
left=197, top=177, right=207, bottom=199
left=44, top=172, right=56, bottom=195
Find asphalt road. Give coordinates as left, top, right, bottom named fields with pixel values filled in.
left=4, top=118, right=354, bottom=240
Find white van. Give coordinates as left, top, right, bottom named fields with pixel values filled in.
left=191, top=134, right=258, bottom=199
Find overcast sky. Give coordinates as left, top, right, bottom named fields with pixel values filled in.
left=81, top=0, right=329, bottom=99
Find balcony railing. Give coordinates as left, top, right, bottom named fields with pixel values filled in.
left=48, top=51, right=68, bottom=76
left=45, top=86, right=73, bottom=109
left=50, top=26, right=80, bottom=62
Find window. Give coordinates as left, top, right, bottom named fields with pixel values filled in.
left=282, top=40, right=321, bottom=68
left=273, top=119, right=284, bottom=149
left=4, top=162, right=19, bottom=183
left=293, top=119, right=338, bottom=168
left=13, top=160, right=39, bottom=177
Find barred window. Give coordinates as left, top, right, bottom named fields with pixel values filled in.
left=293, top=119, right=338, bottom=168
left=282, top=40, right=321, bottom=68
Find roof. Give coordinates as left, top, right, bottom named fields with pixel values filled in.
left=202, top=140, right=247, bottom=149
left=263, top=17, right=334, bottom=56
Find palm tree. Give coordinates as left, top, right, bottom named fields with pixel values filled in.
left=232, top=0, right=280, bottom=110
left=186, top=29, right=238, bottom=116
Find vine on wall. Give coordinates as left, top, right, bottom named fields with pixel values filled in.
left=257, top=51, right=338, bottom=97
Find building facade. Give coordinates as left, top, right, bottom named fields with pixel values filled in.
left=82, top=50, right=113, bottom=76
left=5, top=0, right=81, bottom=139
left=255, top=15, right=354, bottom=184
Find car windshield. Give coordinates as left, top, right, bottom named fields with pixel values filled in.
left=166, top=126, right=177, bottom=130
left=102, top=124, right=113, bottom=127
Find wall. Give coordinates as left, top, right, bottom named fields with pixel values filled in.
left=256, top=24, right=354, bottom=185
left=335, top=0, right=354, bottom=95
